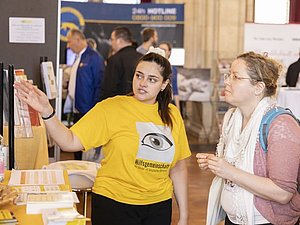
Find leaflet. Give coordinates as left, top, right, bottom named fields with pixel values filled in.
left=8, top=170, right=65, bottom=186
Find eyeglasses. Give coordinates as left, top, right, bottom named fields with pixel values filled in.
left=224, top=73, right=253, bottom=81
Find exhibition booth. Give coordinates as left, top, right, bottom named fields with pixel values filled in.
left=0, top=0, right=300, bottom=224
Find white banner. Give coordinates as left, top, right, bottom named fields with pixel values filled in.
left=244, top=23, right=300, bottom=69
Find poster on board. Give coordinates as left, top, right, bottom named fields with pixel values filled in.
left=177, top=68, right=211, bottom=102
left=60, top=2, right=184, bottom=63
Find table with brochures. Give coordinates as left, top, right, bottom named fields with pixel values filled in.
left=1, top=170, right=71, bottom=225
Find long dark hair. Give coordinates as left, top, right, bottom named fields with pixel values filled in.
left=136, top=53, right=173, bottom=128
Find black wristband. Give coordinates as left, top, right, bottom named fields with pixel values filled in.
left=41, top=108, right=55, bottom=120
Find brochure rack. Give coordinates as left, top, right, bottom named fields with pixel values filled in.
left=8, top=65, right=15, bottom=170
left=0, top=63, right=15, bottom=170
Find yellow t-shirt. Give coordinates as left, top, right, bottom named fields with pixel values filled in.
left=70, top=96, right=191, bottom=205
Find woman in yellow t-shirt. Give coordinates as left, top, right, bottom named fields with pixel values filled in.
left=15, top=50, right=191, bottom=225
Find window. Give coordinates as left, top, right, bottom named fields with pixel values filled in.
left=255, top=0, right=289, bottom=24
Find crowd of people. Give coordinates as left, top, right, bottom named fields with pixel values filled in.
left=14, top=25, right=300, bottom=225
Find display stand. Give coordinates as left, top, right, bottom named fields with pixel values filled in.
left=0, top=62, right=50, bottom=170
left=215, top=59, right=232, bottom=128
left=53, top=67, right=63, bottom=162
left=0, top=62, right=3, bottom=136
left=8, top=65, right=15, bottom=170
left=209, top=58, right=232, bottom=143
left=0, top=63, right=17, bottom=170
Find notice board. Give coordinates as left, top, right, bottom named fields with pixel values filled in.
left=0, top=0, right=60, bottom=88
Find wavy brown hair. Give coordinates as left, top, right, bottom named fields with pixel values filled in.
left=237, top=51, right=283, bottom=97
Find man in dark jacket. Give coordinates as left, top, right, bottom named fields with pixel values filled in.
left=101, top=26, right=142, bottom=100
left=286, top=52, right=300, bottom=87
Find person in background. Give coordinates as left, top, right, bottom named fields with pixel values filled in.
left=66, top=29, right=105, bottom=160
left=136, top=27, right=158, bottom=55
left=14, top=50, right=191, bottom=225
left=196, top=52, right=300, bottom=225
left=87, top=38, right=97, bottom=50
left=159, top=41, right=180, bottom=110
left=286, top=51, right=300, bottom=87
left=101, top=26, right=142, bottom=100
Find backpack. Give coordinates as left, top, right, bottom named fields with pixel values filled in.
left=259, top=107, right=300, bottom=153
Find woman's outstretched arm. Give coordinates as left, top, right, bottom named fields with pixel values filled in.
left=14, top=80, right=83, bottom=152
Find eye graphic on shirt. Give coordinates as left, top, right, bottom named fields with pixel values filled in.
left=141, top=133, right=173, bottom=151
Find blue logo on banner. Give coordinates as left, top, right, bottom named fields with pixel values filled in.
left=60, top=7, right=85, bottom=42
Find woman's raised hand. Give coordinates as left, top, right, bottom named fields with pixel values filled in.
left=14, top=80, right=53, bottom=117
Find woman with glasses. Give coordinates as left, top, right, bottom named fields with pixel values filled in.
left=197, top=52, right=300, bottom=225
